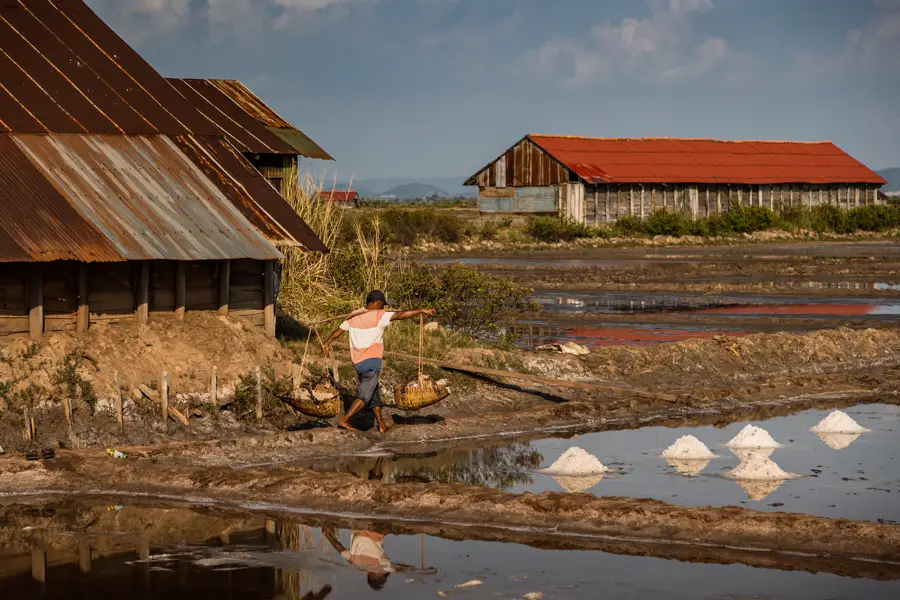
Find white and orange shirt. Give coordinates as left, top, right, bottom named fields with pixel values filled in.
left=340, top=309, right=395, bottom=366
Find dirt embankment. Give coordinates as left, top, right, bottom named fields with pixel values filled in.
left=2, top=316, right=899, bottom=457
left=1, top=454, right=898, bottom=569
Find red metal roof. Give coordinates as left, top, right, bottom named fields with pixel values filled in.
left=319, top=190, right=359, bottom=203
left=526, top=135, right=887, bottom=185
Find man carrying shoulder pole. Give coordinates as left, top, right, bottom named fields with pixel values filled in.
left=322, top=290, right=435, bottom=433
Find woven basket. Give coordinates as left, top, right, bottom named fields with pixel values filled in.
left=293, top=382, right=341, bottom=419
left=394, top=375, right=450, bottom=411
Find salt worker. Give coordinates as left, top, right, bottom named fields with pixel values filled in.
left=321, top=290, right=435, bottom=433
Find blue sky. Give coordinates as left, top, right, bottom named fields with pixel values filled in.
left=86, top=0, right=900, bottom=180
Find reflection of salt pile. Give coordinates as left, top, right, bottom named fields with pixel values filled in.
left=815, top=432, right=862, bottom=450
left=810, top=410, right=871, bottom=434
left=552, top=474, right=604, bottom=493
left=735, top=479, right=786, bottom=501
left=726, top=452, right=797, bottom=481
left=540, top=447, right=605, bottom=475
left=726, top=425, right=781, bottom=449
left=660, top=435, right=717, bottom=460
left=664, top=458, right=711, bottom=476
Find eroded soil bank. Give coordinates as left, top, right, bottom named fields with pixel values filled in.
left=1, top=454, right=899, bottom=570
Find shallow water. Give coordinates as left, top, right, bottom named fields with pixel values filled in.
left=330, top=404, right=900, bottom=523
left=1, top=501, right=897, bottom=599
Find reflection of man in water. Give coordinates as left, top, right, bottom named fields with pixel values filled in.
left=323, top=528, right=394, bottom=591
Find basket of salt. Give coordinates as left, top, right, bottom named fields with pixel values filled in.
left=393, top=315, right=451, bottom=411
left=293, top=381, right=341, bottom=419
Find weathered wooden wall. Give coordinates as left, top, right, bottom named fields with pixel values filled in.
left=471, top=138, right=569, bottom=189
left=0, top=260, right=271, bottom=336
left=248, top=154, right=298, bottom=196
left=580, top=182, right=883, bottom=225
left=478, top=186, right=558, bottom=214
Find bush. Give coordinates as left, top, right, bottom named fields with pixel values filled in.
left=381, top=208, right=463, bottom=246
left=644, top=210, right=690, bottom=237
left=808, top=204, right=852, bottom=234
left=391, top=263, right=537, bottom=340
left=614, top=215, right=646, bottom=236
left=721, top=204, right=774, bottom=233
left=848, top=205, right=900, bottom=231
left=525, top=217, right=594, bottom=242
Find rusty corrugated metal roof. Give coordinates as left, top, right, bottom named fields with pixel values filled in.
left=525, top=135, right=887, bottom=185
left=320, top=190, right=359, bottom=203
left=2, top=133, right=286, bottom=262
left=0, top=0, right=327, bottom=260
left=0, top=0, right=218, bottom=135
left=168, top=78, right=333, bottom=159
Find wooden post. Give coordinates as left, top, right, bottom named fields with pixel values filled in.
left=23, top=406, right=32, bottom=442
left=78, top=542, right=91, bottom=574
left=31, top=549, right=46, bottom=583
left=114, top=370, right=123, bottom=433
left=209, top=366, right=218, bottom=406
left=264, top=260, right=276, bottom=338
left=137, top=540, right=150, bottom=561
left=175, top=261, right=186, bottom=320
left=616, top=185, right=621, bottom=220
left=160, top=372, right=168, bottom=425
left=651, top=187, right=657, bottom=212
left=265, top=519, right=276, bottom=535
left=640, top=186, right=645, bottom=218
left=605, top=186, right=610, bottom=222
left=291, top=363, right=303, bottom=400
left=855, top=186, right=860, bottom=209
left=217, top=259, right=230, bottom=316
left=593, top=188, right=599, bottom=226
left=716, top=185, right=722, bottom=214
left=255, top=366, right=263, bottom=421
left=62, top=396, right=72, bottom=430
left=136, top=261, right=149, bottom=325
left=28, top=264, right=43, bottom=340
left=76, top=263, right=89, bottom=333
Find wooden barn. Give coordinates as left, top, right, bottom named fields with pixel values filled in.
left=0, top=0, right=329, bottom=339
left=464, top=135, right=887, bottom=224
left=319, top=190, right=361, bottom=208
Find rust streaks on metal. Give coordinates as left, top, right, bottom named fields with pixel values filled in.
left=7, top=133, right=283, bottom=261
left=168, top=78, right=333, bottom=160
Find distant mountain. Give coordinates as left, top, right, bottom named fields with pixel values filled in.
left=335, top=177, right=476, bottom=198
left=877, top=168, right=900, bottom=193
left=380, top=183, right=450, bottom=200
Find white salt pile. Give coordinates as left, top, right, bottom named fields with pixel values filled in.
left=726, top=424, right=781, bottom=449
left=729, top=446, right=775, bottom=462
left=660, top=435, right=717, bottom=460
left=810, top=410, right=871, bottom=434
left=725, top=452, right=798, bottom=481
left=539, top=447, right=605, bottom=476
left=815, top=431, right=862, bottom=451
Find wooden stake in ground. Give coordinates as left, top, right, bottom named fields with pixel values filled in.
left=209, top=366, right=218, bottom=406
left=161, top=372, right=169, bottom=426
left=114, top=370, right=123, bottom=433
left=62, top=396, right=73, bottom=432
left=23, top=407, right=32, bottom=442
left=255, top=367, right=263, bottom=421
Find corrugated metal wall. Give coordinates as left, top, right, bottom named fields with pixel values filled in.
left=479, top=186, right=557, bottom=214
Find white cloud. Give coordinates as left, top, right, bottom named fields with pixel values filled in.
left=796, top=0, right=900, bottom=78
left=530, top=0, right=734, bottom=85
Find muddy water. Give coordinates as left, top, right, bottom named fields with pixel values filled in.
left=324, top=404, right=900, bottom=523
left=1, top=502, right=898, bottom=599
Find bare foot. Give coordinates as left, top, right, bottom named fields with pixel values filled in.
left=337, top=421, right=359, bottom=432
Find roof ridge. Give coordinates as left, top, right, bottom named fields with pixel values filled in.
left=528, top=134, right=833, bottom=145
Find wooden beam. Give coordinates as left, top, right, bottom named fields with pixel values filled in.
left=136, top=261, right=149, bottom=325
left=27, top=264, right=43, bottom=340
left=264, top=260, right=276, bottom=337
left=31, top=549, right=46, bottom=583
left=218, top=259, right=231, bottom=316
left=78, top=542, right=91, bottom=574
left=175, top=261, right=186, bottom=320
left=77, top=263, right=89, bottom=333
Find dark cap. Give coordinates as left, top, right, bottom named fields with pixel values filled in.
left=365, top=290, right=387, bottom=305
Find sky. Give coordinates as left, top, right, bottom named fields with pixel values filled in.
left=85, top=0, right=900, bottom=180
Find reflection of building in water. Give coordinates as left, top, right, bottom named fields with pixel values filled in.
left=664, top=458, right=711, bottom=476
left=815, top=432, right=863, bottom=450
left=552, top=474, right=604, bottom=493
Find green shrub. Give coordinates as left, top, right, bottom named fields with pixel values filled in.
left=328, top=245, right=368, bottom=293
left=721, top=204, right=774, bottom=233
left=614, top=215, right=646, bottom=236
left=848, top=205, right=900, bottom=231
left=391, top=263, right=537, bottom=340
left=644, top=210, right=690, bottom=237
left=381, top=208, right=463, bottom=246
left=525, top=217, right=594, bottom=242
left=808, top=204, right=851, bottom=234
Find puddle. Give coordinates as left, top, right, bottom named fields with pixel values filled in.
left=1, top=500, right=898, bottom=598
left=423, top=257, right=690, bottom=268
left=533, top=291, right=900, bottom=318
left=315, top=405, right=900, bottom=523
